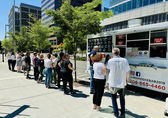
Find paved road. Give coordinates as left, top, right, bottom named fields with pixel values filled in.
left=0, top=59, right=167, bottom=118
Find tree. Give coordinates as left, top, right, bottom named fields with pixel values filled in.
left=46, top=0, right=113, bottom=81
left=8, top=26, right=33, bottom=52
left=28, top=15, right=51, bottom=52
left=1, top=38, right=13, bottom=51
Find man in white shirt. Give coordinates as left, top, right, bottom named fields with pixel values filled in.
left=107, top=48, right=130, bottom=118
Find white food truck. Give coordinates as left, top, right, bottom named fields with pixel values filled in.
left=87, top=22, right=168, bottom=94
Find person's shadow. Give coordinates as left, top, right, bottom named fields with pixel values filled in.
left=99, top=106, right=148, bottom=118
left=71, top=89, right=89, bottom=98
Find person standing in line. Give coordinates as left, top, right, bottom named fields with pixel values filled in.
left=37, top=54, right=45, bottom=83
left=55, top=52, right=64, bottom=89
left=37, top=53, right=40, bottom=59
left=7, top=52, right=12, bottom=70
left=51, top=53, right=58, bottom=85
left=88, top=46, right=99, bottom=94
left=11, top=52, right=16, bottom=72
left=32, top=52, right=39, bottom=81
left=25, top=52, right=31, bottom=79
left=107, top=48, right=130, bottom=118
left=104, top=54, right=111, bottom=87
left=44, top=53, right=53, bottom=88
left=92, top=54, right=106, bottom=110
left=61, top=54, right=76, bottom=95
left=21, top=54, right=26, bottom=75
left=16, top=52, right=22, bottom=73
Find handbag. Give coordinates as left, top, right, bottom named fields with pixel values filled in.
left=42, top=68, right=47, bottom=75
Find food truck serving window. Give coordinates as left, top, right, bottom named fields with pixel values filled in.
left=126, top=32, right=149, bottom=57
left=150, top=30, right=167, bottom=58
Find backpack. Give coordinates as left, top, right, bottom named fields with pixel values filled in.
left=60, top=61, right=67, bottom=74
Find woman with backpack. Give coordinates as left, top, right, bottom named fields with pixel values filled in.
left=60, top=54, right=76, bottom=95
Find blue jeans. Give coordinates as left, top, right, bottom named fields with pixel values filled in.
left=89, top=66, right=94, bottom=92
left=45, top=68, right=52, bottom=87
left=111, top=89, right=125, bottom=117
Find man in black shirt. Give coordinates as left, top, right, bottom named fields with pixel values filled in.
left=25, top=52, right=31, bottom=79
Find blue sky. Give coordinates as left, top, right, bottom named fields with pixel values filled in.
left=0, top=0, right=41, bottom=41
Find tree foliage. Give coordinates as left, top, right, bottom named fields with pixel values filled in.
left=8, top=26, right=32, bottom=52
left=1, top=38, right=13, bottom=51
left=46, top=0, right=113, bottom=52
left=2, top=15, right=51, bottom=52
left=28, top=15, right=51, bottom=52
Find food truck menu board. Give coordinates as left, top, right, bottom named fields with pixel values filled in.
left=88, top=36, right=112, bottom=52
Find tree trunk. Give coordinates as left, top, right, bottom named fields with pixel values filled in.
left=74, top=42, right=77, bottom=82
left=74, top=53, right=77, bottom=82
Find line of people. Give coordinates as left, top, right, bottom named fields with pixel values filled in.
left=88, top=47, right=130, bottom=118
left=7, top=52, right=76, bottom=95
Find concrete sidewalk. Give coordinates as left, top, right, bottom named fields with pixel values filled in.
left=0, top=62, right=166, bottom=118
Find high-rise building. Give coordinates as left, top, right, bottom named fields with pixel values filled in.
left=41, top=0, right=101, bottom=26
left=41, top=0, right=102, bottom=49
left=8, top=3, right=41, bottom=33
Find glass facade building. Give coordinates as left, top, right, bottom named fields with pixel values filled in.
left=8, top=3, right=41, bottom=33
left=107, top=0, right=168, bottom=15
left=101, top=0, right=168, bottom=32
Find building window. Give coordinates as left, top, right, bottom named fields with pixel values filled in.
left=149, top=0, right=156, bottom=4
left=156, top=0, right=163, bottom=3
left=137, top=0, right=143, bottom=8
left=15, top=20, right=20, bottom=26
left=114, top=6, right=118, bottom=15
left=143, top=0, right=149, bottom=6
left=21, top=12, right=29, bottom=19
left=123, top=3, right=127, bottom=12
left=162, top=13, right=166, bottom=22
left=132, top=0, right=137, bottom=9
left=127, top=1, right=132, bottom=11
left=21, top=19, right=29, bottom=26
left=118, top=4, right=123, bottom=13
left=30, top=9, right=37, bottom=14
left=152, top=14, right=159, bottom=23
left=21, top=7, right=29, bottom=12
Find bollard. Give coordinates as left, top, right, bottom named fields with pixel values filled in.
left=164, top=97, right=168, bottom=116
left=2, top=53, right=4, bottom=62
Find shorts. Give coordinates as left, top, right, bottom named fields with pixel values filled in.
left=25, top=65, right=31, bottom=72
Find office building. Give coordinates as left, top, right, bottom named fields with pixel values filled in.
left=101, top=0, right=168, bottom=32
left=8, top=3, right=41, bottom=33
